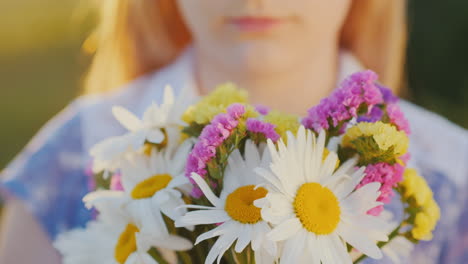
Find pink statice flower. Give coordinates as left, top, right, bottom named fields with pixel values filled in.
left=84, top=160, right=96, bottom=192
left=226, top=103, right=246, bottom=119
left=357, top=162, right=405, bottom=216
left=110, top=172, right=124, bottom=191
left=302, top=70, right=384, bottom=132
left=185, top=104, right=245, bottom=197
left=335, top=70, right=383, bottom=116
left=246, top=118, right=280, bottom=142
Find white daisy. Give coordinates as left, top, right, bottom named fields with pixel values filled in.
left=175, top=141, right=277, bottom=264
left=380, top=211, right=414, bottom=264
left=350, top=210, right=413, bottom=263
left=255, top=126, right=389, bottom=264
left=90, top=85, right=191, bottom=174
left=54, top=195, right=192, bottom=264
left=111, top=85, right=186, bottom=144
left=84, top=140, right=193, bottom=237
left=382, top=236, right=413, bottom=264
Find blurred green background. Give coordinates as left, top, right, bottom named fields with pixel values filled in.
left=0, top=0, right=467, bottom=169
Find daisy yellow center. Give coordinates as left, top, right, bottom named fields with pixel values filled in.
left=294, top=183, right=341, bottom=235
left=115, top=224, right=139, bottom=264
left=225, top=185, right=267, bottom=224
left=131, top=174, right=172, bottom=199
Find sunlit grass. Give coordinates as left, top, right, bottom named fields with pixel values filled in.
left=0, top=0, right=93, bottom=168
left=0, top=1, right=94, bottom=56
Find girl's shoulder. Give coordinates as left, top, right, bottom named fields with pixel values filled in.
left=400, top=100, right=467, bottom=185
left=0, top=98, right=91, bottom=238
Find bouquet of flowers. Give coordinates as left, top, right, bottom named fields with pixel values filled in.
left=54, top=71, right=440, bottom=264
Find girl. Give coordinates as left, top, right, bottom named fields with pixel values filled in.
left=1, top=1, right=466, bottom=263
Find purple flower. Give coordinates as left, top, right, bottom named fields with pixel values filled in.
left=377, top=83, right=399, bottom=104
left=387, top=104, right=411, bottom=134
left=255, top=104, right=270, bottom=115
left=246, top=118, right=280, bottom=142
left=357, top=106, right=384, bottom=123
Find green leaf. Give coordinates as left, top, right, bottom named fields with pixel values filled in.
left=182, top=122, right=206, bottom=138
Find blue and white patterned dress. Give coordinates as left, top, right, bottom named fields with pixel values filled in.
left=1, top=49, right=467, bottom=263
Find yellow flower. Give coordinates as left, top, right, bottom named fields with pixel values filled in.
left=182, top=83, right=248, bottom=124
left=411, top=212, right=433, bottom=241
left=343, top=122, right=409, bottom=157
left=244, top=105, right=260, bottom=119
left=411, top=198, right=440, bottom=241
left=424, top=198, right=441, bottom=229
left=400, top=169, right=433, bottom=206
left=400, top=169, right=441, bottom=241
left=263, top=110, right=300, bottom=140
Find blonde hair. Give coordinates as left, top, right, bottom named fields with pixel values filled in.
left=84, top=0, right=406, bottom=94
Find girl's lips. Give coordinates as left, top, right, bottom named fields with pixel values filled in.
left=228, top=16, right=284, bottom=32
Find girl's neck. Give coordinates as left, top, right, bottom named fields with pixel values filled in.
left=193, top=41, right=340, bottom=115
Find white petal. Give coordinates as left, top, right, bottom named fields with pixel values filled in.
left=318, top=151, right=339, bottom=180
left=259, top=193, right=294, bottom=225
left=195, top=222, right=232, bottom=245
left=341, top=215, right=389, bottom=242
left=337, top=224, right=383, bottom=259
left=251, top=221, right=274, bottom=254
left=170, top=140, right=193, bottom=171
left=267, top=217, right=302, bottom=241
left=175, top=209, right=230, bottom=227
left=280, top=230, right=307, bottom=264
left=137, top=232, right=192, bottom=251
left=255, top=167, right=285, bottom=194
left=167, top=174, right=190, bottom=188
left=209, top=232, right=238, bottom=264
left=335, top=166, right=367, bottom=200
left=112, top=106, right=143, bottom=131
left=142, top=102, right=162, bottom=126
left=191, top=173, right=222, bottom=207
left=82, top=190, right=126, bottom=218
left=235, top=223, right=252, bottom=253
left=341, top=182, right=382, bottom=213
left=137, top=253, right=159, bottom=264
left=158, top=195, right=186, bottom=221
left=254, top=248, right=276, bottom=264
left=382, top=236, right=414, bottom=264
left=320, top=234, right=352, bottom=264
left=163, top=85, right=175, bottom=106
left=127, top=199, right=168, bottom=236
left=244, top=140, right=261, bottom=171
left=146, top=129, right=164, bottom=144
left=305, top=234, right=323, bottom=264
